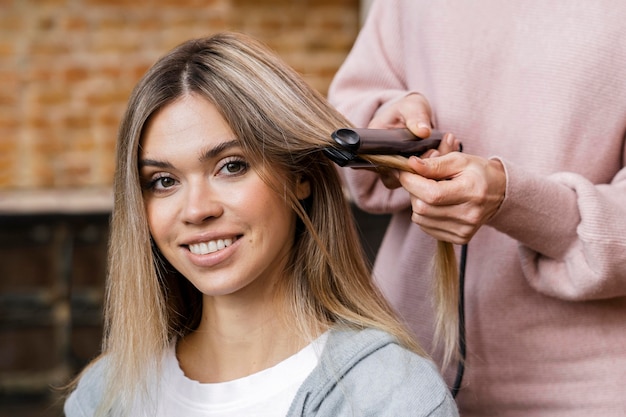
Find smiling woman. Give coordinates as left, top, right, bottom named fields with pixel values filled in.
left=63, top=32, right=459, bottom=417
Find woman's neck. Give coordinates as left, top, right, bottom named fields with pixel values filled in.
left=176, top=294, right=321, bottom=383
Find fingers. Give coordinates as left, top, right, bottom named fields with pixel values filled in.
left=402, top=93, right=433, bottom=137
left=410, top=214, right=477, bottom=244
left=406, top=119, right=433, bottom=139
left=422, top=133, right=461, bottom=158
left=405, top=152, right=462, bottom=182
left=407, top=188, right=482, bottom=244
left=396, top=153, right=507, bottom=244
left=437, top=133, right=462, bottom=155
left=368, top=93, right=433, bottom=138
left=399, top=169, right=467, bottom=207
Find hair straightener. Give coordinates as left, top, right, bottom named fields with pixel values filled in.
left=323, top=128, right=444, bottom=167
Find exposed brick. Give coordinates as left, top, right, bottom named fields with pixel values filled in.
left=0, top=173, right=12, bottom=188
left=32, top=132, right=63, bottom=156
left=28, top=37, right=71, bottom=56
left=23, top=67, right=56, bottom=83
left=0, top=14, right=25, bottom=32
left=97, top=65, right=124, bottom=80
left=94, top=105, right=123, bottom=127
left=62, top=114, right=91, bottom=130
left=30, top=0, right=68, bottom=7
left=154, top=0, right=225, bottom=7
left=62, top=67, right=90, bottom=83
left=0, top=40, right=15, bottom=57
left=0, top=139, right=17, bottom=186
left=0, top=94, right=18, bottom=114
left=60, top=15, right=89, bottom=31
left=35, top=86, right=71, bottom=106
left=0, top=0, right=360, bottom=192
left=84, top=82, right=133, bottom=106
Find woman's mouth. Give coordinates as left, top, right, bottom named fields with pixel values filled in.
left=188, top=237, right=237, bottom=255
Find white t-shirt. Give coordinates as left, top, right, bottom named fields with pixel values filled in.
left=153, top=333, right=328, bottom=417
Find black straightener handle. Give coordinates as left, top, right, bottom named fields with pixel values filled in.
left=323, top=128, right=444, bottom=167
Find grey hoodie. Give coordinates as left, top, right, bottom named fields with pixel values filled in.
left=65, top=327, right=458, bottom=416
left=287, top=328, right=458, bottom=416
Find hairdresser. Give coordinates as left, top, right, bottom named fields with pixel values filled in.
left=328, top=1, right=626, bottom=415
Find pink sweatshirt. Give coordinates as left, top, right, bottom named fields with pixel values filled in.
left=328, top=1, right=626, bottom=415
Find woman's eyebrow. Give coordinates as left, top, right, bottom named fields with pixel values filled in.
left=138, top=139, right=240, bottom=169
left=138, top=158, right=172, bottom=169
left=198, top=139, right=240, bottom=162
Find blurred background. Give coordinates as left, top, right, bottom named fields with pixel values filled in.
left=0, top=0, right=386, bottom=415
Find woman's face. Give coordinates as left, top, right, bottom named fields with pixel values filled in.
left=139, top=94, right=310, bottom=300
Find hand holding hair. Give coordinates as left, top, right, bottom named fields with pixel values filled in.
left=400, top=152, right=506, bottom=245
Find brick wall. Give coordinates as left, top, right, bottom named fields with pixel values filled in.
left=0, top=0, right=360, bottom=190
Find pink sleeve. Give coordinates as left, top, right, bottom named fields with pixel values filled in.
left=489, top=159, right=626, bottom=300
left=328, top=0, right=409, bottom=127
left=328, top=0, right=414, bottom=213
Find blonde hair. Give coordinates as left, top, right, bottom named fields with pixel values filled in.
left=359, top=154, right=460, bottom=369
left=77, top=32, right=458, bottom=415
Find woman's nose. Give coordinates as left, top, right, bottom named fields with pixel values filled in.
left=181, top=180, right=223, bottom=224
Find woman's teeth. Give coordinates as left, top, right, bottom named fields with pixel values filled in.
left=189, top=238, right=234, bottom=255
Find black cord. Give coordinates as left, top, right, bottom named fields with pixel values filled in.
left=451, top=243, right=468, bottom=398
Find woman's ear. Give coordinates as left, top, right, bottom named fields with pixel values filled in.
left=295, top=176, right=311, bottom=200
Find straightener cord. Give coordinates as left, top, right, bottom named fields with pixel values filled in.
left=451, top=243, right=468, bottom=398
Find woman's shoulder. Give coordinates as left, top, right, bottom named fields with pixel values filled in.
left=64, top=345, right=178, bottom=417
left=64, top=356, right=110, bottom=417
left=290, top=327, right=458, bottom=416
left=326, top=327, right=450, bottom=391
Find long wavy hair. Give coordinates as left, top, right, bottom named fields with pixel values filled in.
left=81, top=32, right=458, bottom=415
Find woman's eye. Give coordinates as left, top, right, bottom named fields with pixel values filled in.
left=143, top=174, right=177, bottom=192
left=220, top=159, right=248, bottom=175
left=157, top=177, right=176, bottom=188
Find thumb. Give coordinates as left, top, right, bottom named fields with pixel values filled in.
left=406, top=119, right=433, bottom=139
